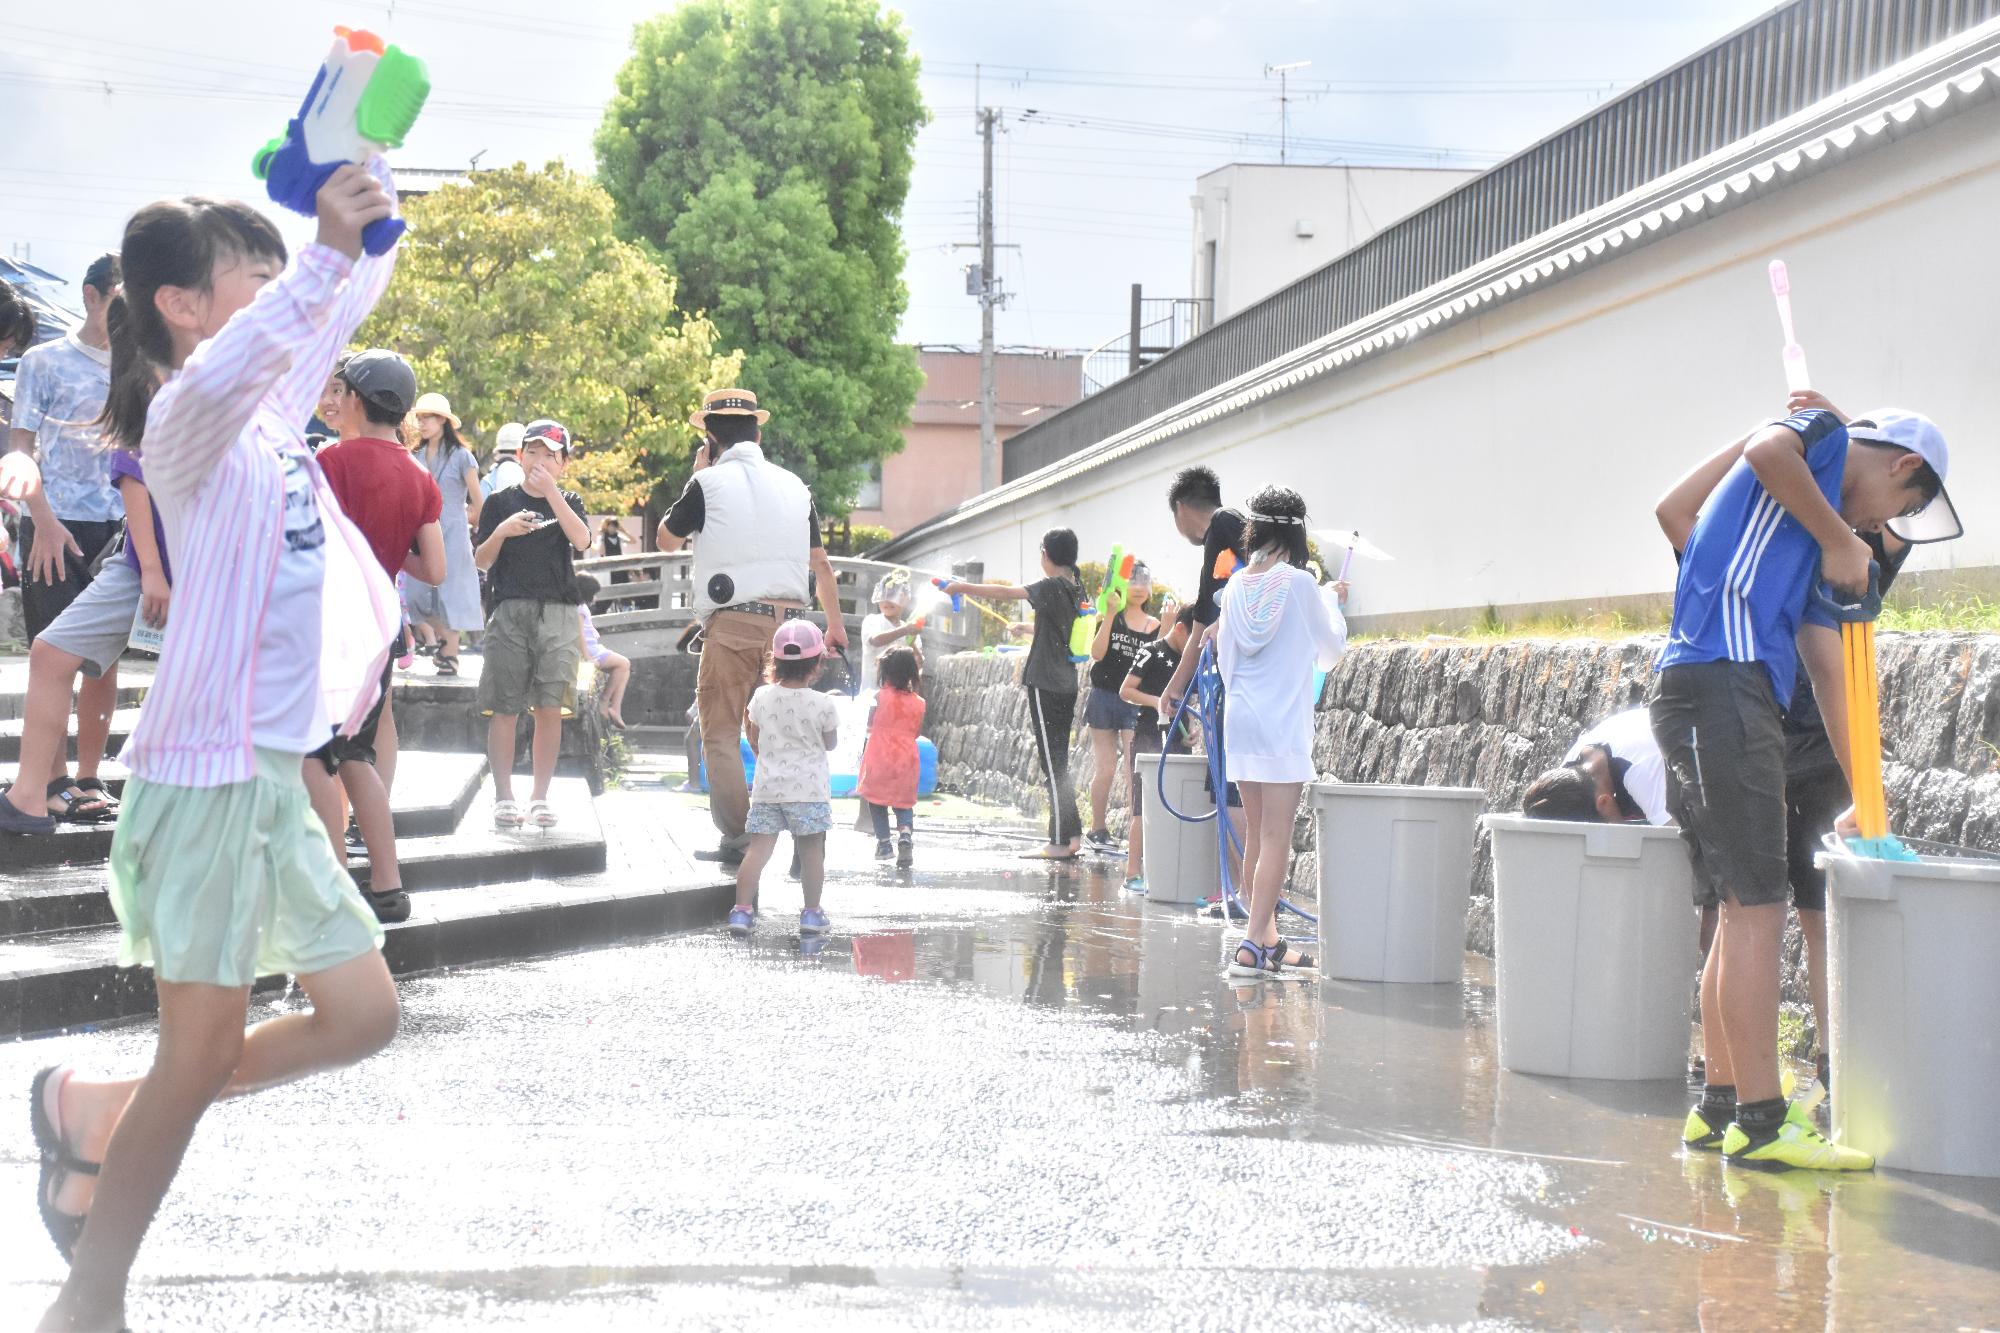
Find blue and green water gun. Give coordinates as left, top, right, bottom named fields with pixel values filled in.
left=1069, top=544, right=1133, bottom=659
left=253, top=27, right=430, bottom=257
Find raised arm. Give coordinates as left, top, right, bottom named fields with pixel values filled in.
left=945, top=580, right=1030, bottom=603
left=1656, top=429, right=1753, bottom=555
left=141, top=245, right=357, bottom=501
left=269, top=157, right=402, bottom=429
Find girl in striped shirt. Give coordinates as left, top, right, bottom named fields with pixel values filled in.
left=28, top=165, right=407, bottom=1331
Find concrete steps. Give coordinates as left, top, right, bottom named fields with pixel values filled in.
left=0, top=751, right=488, bottom=875
left=0, top=654, right=731, bottom=1038
left=0, top=870, right=731, bottom=1038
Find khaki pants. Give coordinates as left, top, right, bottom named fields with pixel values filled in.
left=695, top=606, right=796, bottom=844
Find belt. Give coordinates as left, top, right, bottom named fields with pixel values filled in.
left=716, top=601, right=807, bottom=620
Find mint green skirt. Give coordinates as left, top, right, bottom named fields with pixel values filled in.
left=108, top=748, right=386, bottom=987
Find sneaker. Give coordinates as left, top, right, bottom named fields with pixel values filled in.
left=799, top=907, right=831, bottom=936
left=727, top=906, right=756, bottom=938
left=1682, top=1105, right=1731, bottom=1152
left=1723, top=1100, right=1873, bottom=1172
left=896, top=836, right=913, bottom=869
left=695, top=843, right=746, bottom=866
left=1685, top=1070, right=1794, bottom=1152
left=1122, top=876, right=1147, bottom=895
left=875, top=840, right=894, bottom=861
left=345, top=822, right=366, bottom=851
left=1085, top=829, right=1117, bottom=849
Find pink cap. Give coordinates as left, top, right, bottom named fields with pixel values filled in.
left=772, top=619, right=825, bottom=660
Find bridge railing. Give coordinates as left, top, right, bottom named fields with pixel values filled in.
left=574, top=551, right=984, bottom=662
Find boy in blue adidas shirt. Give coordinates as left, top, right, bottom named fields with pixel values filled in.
left=1652, top=394, right=1959, bottom=1172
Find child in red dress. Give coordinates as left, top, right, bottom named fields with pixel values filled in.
left=857, top=647, right=925, bottom=869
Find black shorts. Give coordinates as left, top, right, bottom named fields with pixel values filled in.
left=315, top=654, right=397, bottom=772
left=21, top=517, right=122, bottom=642
left=1784, top=764, right=1849, bottom=913
left=1651, top=662, right=1789, bottom=909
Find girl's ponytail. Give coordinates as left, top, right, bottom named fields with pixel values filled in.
left=100, top=290, right=161, bottom=451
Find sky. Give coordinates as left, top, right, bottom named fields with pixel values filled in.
left=2, top=0, right=1780, bottom=354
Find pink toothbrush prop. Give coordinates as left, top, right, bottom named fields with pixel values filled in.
left=1769, top=259, right=1811, bottom=392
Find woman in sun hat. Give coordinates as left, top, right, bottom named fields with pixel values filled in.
left=404, top=391, right=484, bottom=676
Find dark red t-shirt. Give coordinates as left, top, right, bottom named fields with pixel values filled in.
left=317, top=436, right=443, bottom=579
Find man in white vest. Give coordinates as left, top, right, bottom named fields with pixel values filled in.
left=658, top=388, right=849, bottom=862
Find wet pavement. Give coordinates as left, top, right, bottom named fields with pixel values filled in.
left=4, top=812, right=1999, bottom=1330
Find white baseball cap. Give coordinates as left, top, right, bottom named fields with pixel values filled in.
left=1849, top=409, right=1961, bottom=543
left=494, top=421, right=525, bottom=457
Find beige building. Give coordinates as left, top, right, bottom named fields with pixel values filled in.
left=850, top=349, right=1082, bottom=537
left=1191, top=164, right=1478, bottom=323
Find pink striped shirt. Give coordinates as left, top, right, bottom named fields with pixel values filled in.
left=121, top=194, right=402, bottom=787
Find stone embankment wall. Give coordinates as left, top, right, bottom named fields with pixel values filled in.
left=927, top=632, right=2000, bottom=946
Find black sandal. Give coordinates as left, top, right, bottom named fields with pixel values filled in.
left=45, top=778, right=114, bottom=824
left=433, top=654, right=459, bottom=677
left=30, top=1064, right=99, bottom=1263
left=72, top=776, right=120, bottom=815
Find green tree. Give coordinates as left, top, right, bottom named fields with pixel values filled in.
left=594, top=0, right=926, bottom=513
left=358, top=162, right=740, bottom=514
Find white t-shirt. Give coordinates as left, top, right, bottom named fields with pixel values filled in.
left=1564, top=707, right=1670, bottom=826
left=250, top=452, right=330, bottom=753
left=747, top=683, right=842, bottom=804
left=859, top=611, right=909, bottom=691
left=11, top=334, right=121, bottom=523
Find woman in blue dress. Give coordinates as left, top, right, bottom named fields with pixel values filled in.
left=405, top=392, right=485, bottom=676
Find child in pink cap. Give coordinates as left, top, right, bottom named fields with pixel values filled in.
left=731, top=618, right=842, bottom=938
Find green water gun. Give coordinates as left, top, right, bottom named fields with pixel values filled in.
left=1069, top=543, right=1130, bottom=659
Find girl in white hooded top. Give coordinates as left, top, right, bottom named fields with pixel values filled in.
left=1212, top=484, right=1348, bottom=979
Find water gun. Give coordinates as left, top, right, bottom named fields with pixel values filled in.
left=931, top=577, right=963, bottom=614
left=1768, top=260, right=1811, bottom=394
left=1811, top=562, right=1914, bottom=862
left=253, top=27, right=431, bottom=257
left=1095, top=547, right=1134, bottom=621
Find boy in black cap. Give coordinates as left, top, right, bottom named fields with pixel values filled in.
left=474, top=419, right=590, bottom=830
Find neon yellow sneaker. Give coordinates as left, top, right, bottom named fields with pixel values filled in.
left=1723, top=1098, right=1873, bottom=1172
left=1681, top=1105, right=1729, bottom=1151
left=1684, top=1070, right=1801, bottom=1152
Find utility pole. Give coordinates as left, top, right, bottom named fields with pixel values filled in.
left=1264, top=60, right=1311, bottom=164
left=952, top=107, right=1018, bottom=493
left=977, top=105, right=999, bottom=493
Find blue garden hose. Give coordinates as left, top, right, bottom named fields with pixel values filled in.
left=1153, top=639, right=1318, bottom=926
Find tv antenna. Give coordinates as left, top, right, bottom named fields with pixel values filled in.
left=1264, top=60, right=1312, bottom=163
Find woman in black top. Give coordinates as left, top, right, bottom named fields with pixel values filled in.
left=1083, top=561, right=1158, bottom=847
left=943, top=527, right=1088, bottom=859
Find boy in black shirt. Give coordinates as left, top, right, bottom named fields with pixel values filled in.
left=473, top=418, right=591, bottom=830
left=1118, top=605, right=1195, bottom=892
left=1158, top=466, right=1248, bottom=899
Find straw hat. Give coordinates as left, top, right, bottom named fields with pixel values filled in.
left=688, top=387, right=771, bottom=430
left=411, top=392, right=460, bottom=429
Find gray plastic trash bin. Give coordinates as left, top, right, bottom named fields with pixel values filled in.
left=1136, top=752, right=1219, bottom=906
left=1821, top=839, right=2000, bottom=1177
left=1310, top=782, right=1486, bottom=983
left=1484, top=814, right=1700, bottom=1080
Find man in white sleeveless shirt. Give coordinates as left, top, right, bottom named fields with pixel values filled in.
left=658, top=389, right=849, bottom=862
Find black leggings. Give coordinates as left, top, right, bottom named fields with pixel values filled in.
left=1026, top=686, right=1081, bottom=846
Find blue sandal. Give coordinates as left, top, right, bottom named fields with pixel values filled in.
left=1229, top=936, right=1316, bottom=979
